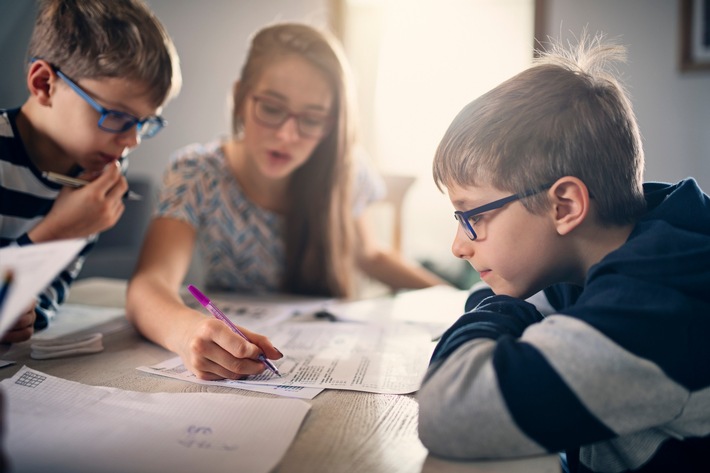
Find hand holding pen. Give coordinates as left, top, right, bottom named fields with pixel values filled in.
left=188, top=285, right=282, bottom=377
left=28, top=162, right=128, bottom=242
left=43, top=172, right=142, bottom=200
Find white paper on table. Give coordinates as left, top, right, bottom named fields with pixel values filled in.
left=0, top=238, right=86, bottom=337
left=258, top=321, right=435, bottom=394
left=143, top=321, right=436, bottom=395
left=326, top=285, right=470, bottom=339
left=138, top=357, right=324, bottom=400
left=187, top=295, right=333, bottom=331
left=2, top=366, right=311, bottom=473
left=32, top=303, right=127, bottom=340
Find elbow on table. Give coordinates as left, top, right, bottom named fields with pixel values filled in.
left=417, top=382, right=472, bottom=459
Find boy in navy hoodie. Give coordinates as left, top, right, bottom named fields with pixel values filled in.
left=417, top=35, right=710, bottom=473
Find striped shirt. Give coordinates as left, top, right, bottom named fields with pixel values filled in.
left=0, top=108, right=94, bottom=328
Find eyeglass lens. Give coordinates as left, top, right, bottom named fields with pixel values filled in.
left=455, top=214, right=476, bottom=240
left=98, top=112, right=163, bottom=138
left=253, top=97, right=330, bottom=138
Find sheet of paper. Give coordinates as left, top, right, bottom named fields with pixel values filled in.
left=142, top=321, right=436, bottom=395
left=187, top=294, right=334, bottom=331
left=0, top=238, right=86, bottom=337
left=33, top=303, right=127, bottom=339
left=138, top=358, right=324, bottom=400
left=326, top=285, right=470, bottom=339
left=2, top=366, right=311, bottom=473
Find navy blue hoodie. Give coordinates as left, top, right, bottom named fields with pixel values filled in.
left=419, top=179, right=710, bottom=473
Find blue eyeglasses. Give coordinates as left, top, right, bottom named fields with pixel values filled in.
left=51, top=66, right=166, bottom=139
left=454, top=183, right=553, bottom=240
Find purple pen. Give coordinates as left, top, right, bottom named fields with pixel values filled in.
left=187, top=284, right=282, bottom=377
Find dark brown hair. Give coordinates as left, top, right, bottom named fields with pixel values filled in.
left=27, top=0, right=181, bottom=107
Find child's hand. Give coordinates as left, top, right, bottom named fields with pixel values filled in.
left=1, top=305, right=36, bottom=344
left=29, top=162, right=129, bottom=242
left=178, top=310, right=283, bottom=380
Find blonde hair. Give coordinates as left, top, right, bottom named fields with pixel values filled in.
left=232, top=23, right=357, bottom=297
left=433, top=33, right=646, bottom=225
left=27, top=0, right=181, bottom=107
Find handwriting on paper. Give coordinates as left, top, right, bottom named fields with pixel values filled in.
left=178, top=425, right=239, bottom=451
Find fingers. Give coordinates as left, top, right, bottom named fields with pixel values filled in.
left=186, top=320, right=277, bottom=380
left=76, top=161, right=128, bottom=201
left=0, top=309, right=36, bottom=344
left=238, top=326, right=283, bottom=360
left=90, top=161, right=129, bottom=199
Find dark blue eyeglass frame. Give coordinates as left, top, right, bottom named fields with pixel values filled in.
left=38, top=60, right=166, bottom=139
left=454, top=183, right=553, bottom=240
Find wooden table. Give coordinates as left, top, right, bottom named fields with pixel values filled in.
left=0, top=278, right=560, bottom=473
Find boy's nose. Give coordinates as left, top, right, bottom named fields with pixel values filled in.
left=451, top=226, right=474, bottom=260
left=116, top=127, right=141, bottom=148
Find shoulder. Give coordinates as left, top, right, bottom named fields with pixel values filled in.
left=169, top=141, right=222, bottom=167
left=0, top=109, right=14, bottom=139
left=166, top=141, right=226, bottom=177
left=1, top=109, right=23, bottom=160
left=1, top=109, right=38, bottom=178
left=351, top=146, right=386, bottom=214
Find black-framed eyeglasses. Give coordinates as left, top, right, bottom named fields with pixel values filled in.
left=46, top=63, right=166, bottom=139
left=454, top=183, right=553, bottom=240
left=251, top=95, right=332, bottom=139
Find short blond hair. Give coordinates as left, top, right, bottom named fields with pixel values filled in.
left=433, top=34, right=646, bottom=225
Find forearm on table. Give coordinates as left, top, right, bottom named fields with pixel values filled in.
left=358, top=249, right=448, bottom=289
left=418, top=338, right=549, bottom=460
left=126, top=273, right=197, bottom=352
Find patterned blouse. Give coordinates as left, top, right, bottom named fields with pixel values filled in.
left=156, top=140, right=384, bottom=293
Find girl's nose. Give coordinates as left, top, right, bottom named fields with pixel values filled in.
left=275, top=116, right=300, bottom=142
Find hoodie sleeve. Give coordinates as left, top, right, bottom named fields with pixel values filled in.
left=417, top=278, right=694, bottom=462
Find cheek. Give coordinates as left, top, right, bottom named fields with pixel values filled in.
left=53, top=116, right=99, bottom=153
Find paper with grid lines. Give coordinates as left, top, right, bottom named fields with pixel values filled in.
left=1, top=366, right=310, bottom=473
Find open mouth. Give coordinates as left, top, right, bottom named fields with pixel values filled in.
left=270, top=150, right=289, bottom=160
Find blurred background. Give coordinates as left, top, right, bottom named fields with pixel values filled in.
left=1, top=0, right=709, bottom=292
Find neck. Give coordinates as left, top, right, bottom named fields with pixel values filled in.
left=224, top=139, right=289, bottom=213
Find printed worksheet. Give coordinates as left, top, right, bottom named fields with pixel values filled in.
left=2, top=366, right=310, bottom=473
left=139, top=359, right=324, bottom=400
left=140, top=321, right=436, bottom=395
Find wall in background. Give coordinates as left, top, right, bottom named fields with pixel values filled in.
left=338, top=0, right=535, bottom=273
left=0, top=0, right=330, bottom=184
left=1, top=0, right=709, bottom=284
left=541, top=0, right=710, bottom=188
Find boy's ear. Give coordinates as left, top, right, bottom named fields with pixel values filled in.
left=548, top=176, right=590, bottom=236
left=27, top=59, right=57, bottom=105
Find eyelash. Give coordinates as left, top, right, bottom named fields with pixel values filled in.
left=468, top=215, right=483, bottom=225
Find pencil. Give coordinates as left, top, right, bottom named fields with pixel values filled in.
left=42, top=172, right=142, bottom=200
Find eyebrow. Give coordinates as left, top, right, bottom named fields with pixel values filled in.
left=74, top=80, right=152, bottom=118
left=257, top=90, right=331, bottom=113
left=452, top=197, right=485, bottom=209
